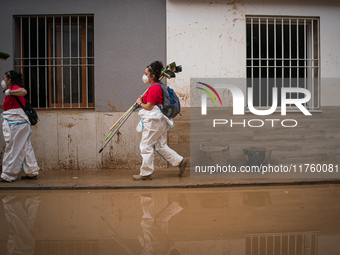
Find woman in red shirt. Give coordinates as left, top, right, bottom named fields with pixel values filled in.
left=133, top=61, right=188, bottom=180
left=0, top=70, right=40, bottom=182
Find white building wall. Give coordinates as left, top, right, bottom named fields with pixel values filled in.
left=166, top=0, right=340, bottom=107
left=1, top=0, right=340, bottom=170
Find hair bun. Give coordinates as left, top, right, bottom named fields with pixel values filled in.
left=148, top=61, right=164, bottom=81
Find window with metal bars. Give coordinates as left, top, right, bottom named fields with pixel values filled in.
left=246, top=16, right=320, bottom=110
left=14, top=15, right=94, bottom=109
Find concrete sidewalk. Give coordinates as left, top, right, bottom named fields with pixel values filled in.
left=1, top=168, right=339, bottom=190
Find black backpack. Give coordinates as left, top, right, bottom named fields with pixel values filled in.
left=153, top=82, right=181, bottom=119
left=14, top=96, right=39, bottom=126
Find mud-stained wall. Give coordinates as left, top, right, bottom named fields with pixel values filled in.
left=20, top=111, right=168, bottom=170
left=169, top=105, right=340, bottom=170
left=166, top=0, right=340, bottom=107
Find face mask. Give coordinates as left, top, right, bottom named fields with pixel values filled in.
left=142, top=74, right=149, bottom=84
left=1, top=80, right=6, bottom=89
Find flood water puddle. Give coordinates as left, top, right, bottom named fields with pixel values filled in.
left=1, top=184, right=339, bottom=255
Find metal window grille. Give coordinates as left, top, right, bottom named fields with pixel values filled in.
left=246, top=232, right=318, bottom=255
left=246, top=16, right=320, bottom=110
left=14, top=15, right=94, bottom=109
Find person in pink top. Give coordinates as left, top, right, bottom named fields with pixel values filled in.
left=0, top=70, right=39, bottom=182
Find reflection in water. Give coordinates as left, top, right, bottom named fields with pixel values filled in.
left=2, top=195, right=40, bottom=255
left=0, top=185, right=339, bottom=254
left=242, top=192, right=271, bottom=207
left=246, top=232, right=318, bottom=255
left=139, top=195, right=183, bottom=255
left=101, top=215, right=136, bottom=255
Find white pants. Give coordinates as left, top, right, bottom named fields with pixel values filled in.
left=1, top=109, right=40, bottom=182
left=138, top=114, right=183, bottom=176
left=2, top=195, right=40, bottom=255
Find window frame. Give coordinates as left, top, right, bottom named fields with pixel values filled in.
left=14, top=15, right=94, bottom=109
left=246, top=16, right=320, bottom=111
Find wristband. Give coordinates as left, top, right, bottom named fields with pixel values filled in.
left=5, top=89, right=11, bottom=96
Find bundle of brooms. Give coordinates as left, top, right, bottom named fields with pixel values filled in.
left=99, top=62, right=182, bottom=153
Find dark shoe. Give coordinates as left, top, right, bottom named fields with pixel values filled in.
left=21, top=175, right=38, bottom=180
left=133, top=174, right=152, bottom=181
left=178, top=159, right=188, bottom=177
left=0, top=177, right=12, bottom=183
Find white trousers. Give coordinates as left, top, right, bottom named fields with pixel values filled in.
left=2, top=195, right=40, bottom=255
left=1, top=109, right=39, bottom=182
left=139, top=118, right=183, bottom=176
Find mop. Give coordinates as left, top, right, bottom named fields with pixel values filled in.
left=99, top=62, right=182, bottom=153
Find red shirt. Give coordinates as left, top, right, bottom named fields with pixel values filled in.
left=143, top=82, right=163, bottom=105
left=3, top=85, right=26, bottom=111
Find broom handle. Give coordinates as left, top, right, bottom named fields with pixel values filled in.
left=109, top=104, right=134, bottom=131
left=99, top=105, right=138, bottom=153
left=108, top=88, right=149, bottom=131
left=104, top=104, right=137, bottom=141
left=108, top=76, right=165, bottom=131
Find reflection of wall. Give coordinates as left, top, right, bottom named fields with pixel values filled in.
left=1, top=186, right=339, bottom=254
left=168, top=187, right=340, bottom=254
left=34, top=240, right=99, bottom=255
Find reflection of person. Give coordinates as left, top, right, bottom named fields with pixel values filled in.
left=133, top=61, right=188, bottom=181
left=2, top=195, right=40, bottom=255
left=139, top=195, right=183, bottom=255
left=0, top=70, right=40, bottom=182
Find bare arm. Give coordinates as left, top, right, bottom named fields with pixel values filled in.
left=140, top=102, right=154, bottom=111
left=7, top=88, right=27, bottom=97
left=136, top=96, right=154, bottom=111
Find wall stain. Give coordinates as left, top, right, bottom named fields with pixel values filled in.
left=115, top=130, right=121, bottom=144
left=107, top=101, right=117, bottom=111
left=101, top=156, right=135, bottom=169
left=102, top=144, right=140, bottom=169
left=59, top=122, right=76, bottom=128
left=225, top=0, right=246, bottom=27
left=176, top=91, right=190, bottom=102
